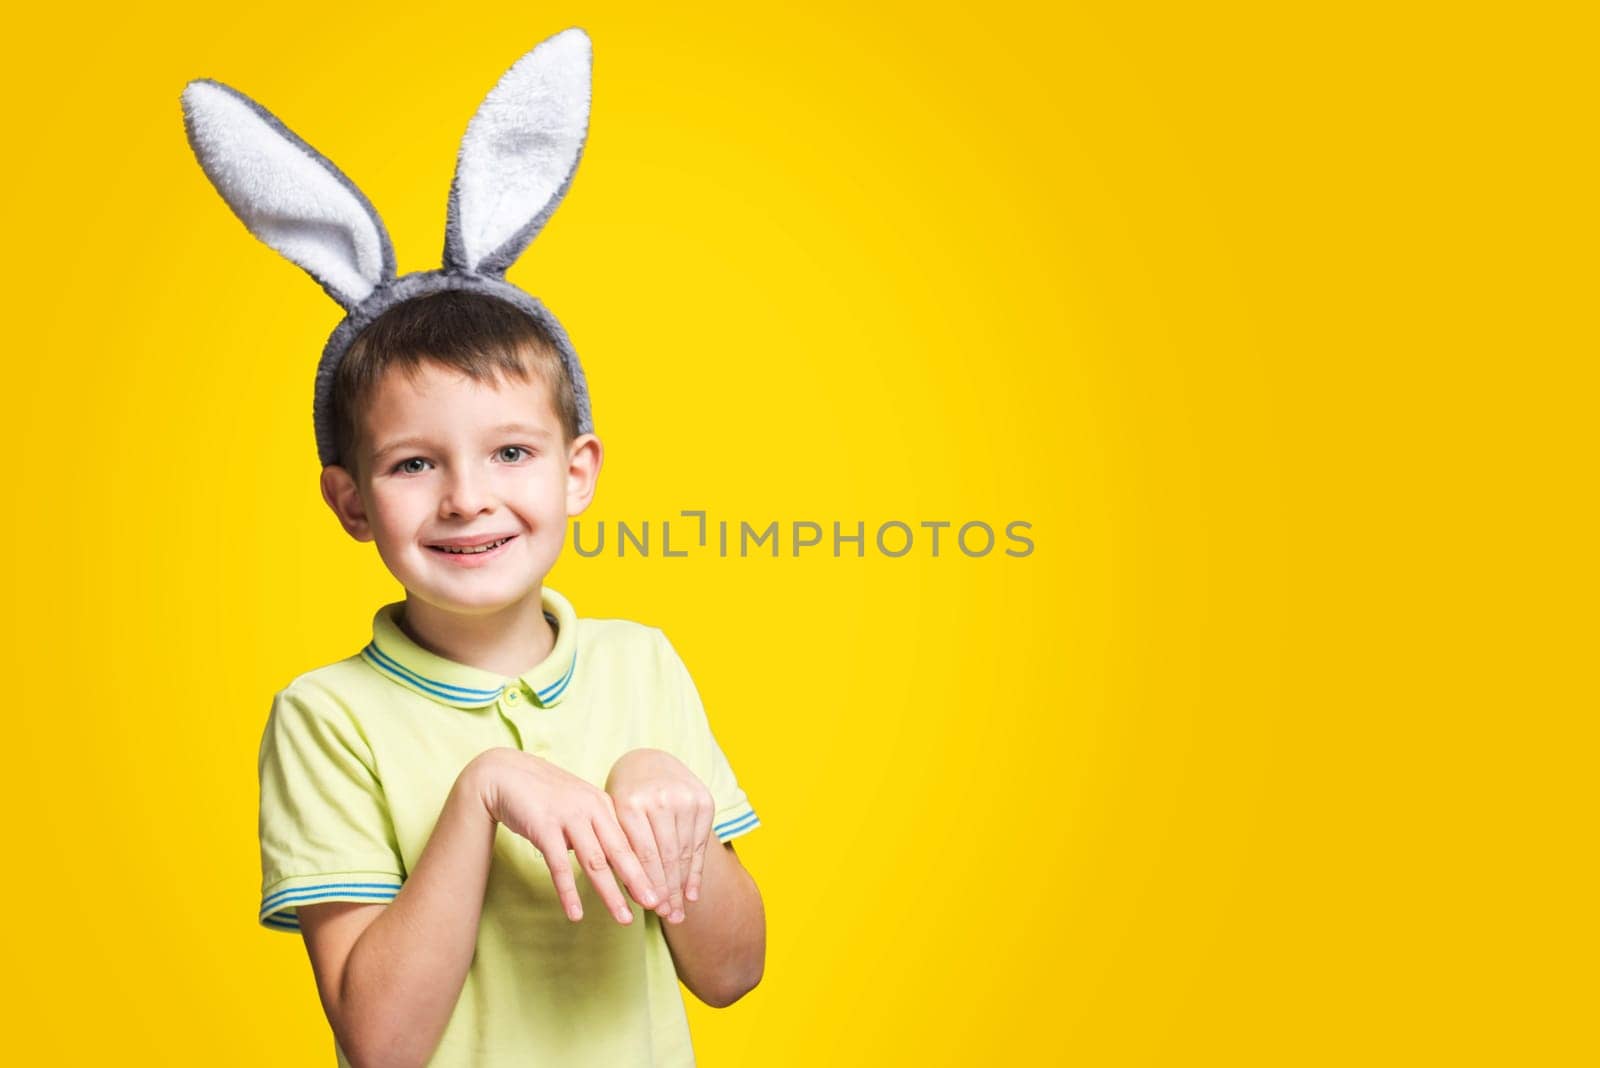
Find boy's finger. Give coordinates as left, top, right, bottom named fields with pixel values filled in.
left=686, top=802, right=713, bottom=904
left=646, top=806, right=685, bottom=923
left=533, top=828, right=585, bottom=922
left=592, top=812, right=659, bottom=912
left=615, top=806, right=670, bottom=911
left=568, top=822, right=634, bottom=924
left=674, top=806, right=696, bottom=902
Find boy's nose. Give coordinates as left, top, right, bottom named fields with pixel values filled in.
left=440, top=469, right=494, bottom=517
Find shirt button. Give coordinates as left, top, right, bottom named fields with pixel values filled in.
left=506, top=690, right=519, bottom=702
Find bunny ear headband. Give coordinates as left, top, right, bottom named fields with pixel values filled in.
left=179, top=26, right=596, bottom=467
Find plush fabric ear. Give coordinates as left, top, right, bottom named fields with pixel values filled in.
left=443, top=27, right=593, bottom=277
left=181, top=79, right=396, bottom=310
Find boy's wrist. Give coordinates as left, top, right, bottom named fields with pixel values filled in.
left=459, top=747, right=517, bottom=825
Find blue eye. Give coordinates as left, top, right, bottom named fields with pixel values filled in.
left=393, top=457, right=430, bottom=474
left=498, top=446, right=531, bottom=462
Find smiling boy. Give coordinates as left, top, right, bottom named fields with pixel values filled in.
left=182, top=30, right=766, bottom=1064
left=257, top=290, right=766, bottom=1067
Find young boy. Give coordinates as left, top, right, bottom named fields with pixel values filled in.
left=181, top=31, right=761, bottom=1061
left=181, top=29, right=764, bottom=1063
left=258, top=288, right=766, bottom=1067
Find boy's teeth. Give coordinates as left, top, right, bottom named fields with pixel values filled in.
left=436, top=537, right=509, bottom=554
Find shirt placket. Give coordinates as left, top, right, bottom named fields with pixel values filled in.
left=497, top=681, right=551, bottom=757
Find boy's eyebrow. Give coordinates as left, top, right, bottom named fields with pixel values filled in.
left=489, top=423, right=555, bottom=439
left=371, top=424, right=554, bottom=460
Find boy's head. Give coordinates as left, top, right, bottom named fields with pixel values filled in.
left=318, top=290, right=603, bottom=618
left=183, top=28, right=610, bottom=622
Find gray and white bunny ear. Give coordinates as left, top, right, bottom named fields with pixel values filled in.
left=180, top=79, right=397, bottom=310
left=443, top=28, right=593, bottom=276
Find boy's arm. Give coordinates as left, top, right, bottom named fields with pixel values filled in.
left=297, top=754, right=502, bottom=1068
left=659, top=839, right=766, bottom=1007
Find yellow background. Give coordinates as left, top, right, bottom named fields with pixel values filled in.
left=3, top=1, right=1592, bottom=1063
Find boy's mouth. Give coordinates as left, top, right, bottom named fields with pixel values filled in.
left=428, top=535, right=516, bottom=555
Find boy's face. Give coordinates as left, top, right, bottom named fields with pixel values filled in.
left=319, top=362, right=601, bottom=618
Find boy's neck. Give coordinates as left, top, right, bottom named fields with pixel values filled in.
left=397, top=587, right=557, bottom=679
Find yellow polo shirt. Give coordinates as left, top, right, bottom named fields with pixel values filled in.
left=257, top=586, right=761, bottom=1066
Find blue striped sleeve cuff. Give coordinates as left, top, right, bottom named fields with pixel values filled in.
left=713, top=804, right=761, bottom=843
left=259, top=874, right=405, bottom=933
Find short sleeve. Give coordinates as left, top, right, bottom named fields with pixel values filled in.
left=257, top=684, right=406, bottom=933
left=655, top=631, right=762, bottom=844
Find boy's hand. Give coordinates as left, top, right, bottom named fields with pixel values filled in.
left=604, top=748, right=714, bottom=925
left=471, top=748, right=661, bottom=925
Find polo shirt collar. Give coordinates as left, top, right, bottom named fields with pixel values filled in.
left=360, top=587, right=579, bottom=710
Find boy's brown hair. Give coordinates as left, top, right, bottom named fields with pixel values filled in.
left=329, top=290, right=582, bottom=473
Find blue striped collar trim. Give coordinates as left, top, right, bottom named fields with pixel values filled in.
left=363, top=587, right=580, bottom=710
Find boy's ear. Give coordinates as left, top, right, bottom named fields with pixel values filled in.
left=320, top=465, right=375, bottom=541
left=564, top=434, right=604, bottom=517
